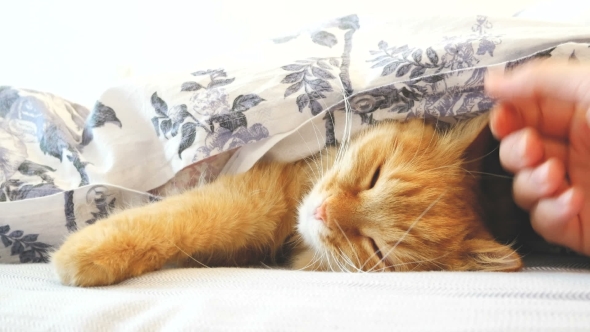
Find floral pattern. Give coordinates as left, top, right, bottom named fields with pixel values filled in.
left=152, top=69, right=269, bottom=159
left=1, top=15, right=589, bottom=263
left=0, top=225, right=51, bottom=263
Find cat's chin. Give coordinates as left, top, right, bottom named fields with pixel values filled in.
left=289, top=247, right=344, bottom=272
left=289, top=248, right=322, bottom=271
left=296, top=191, right=329, bottom=254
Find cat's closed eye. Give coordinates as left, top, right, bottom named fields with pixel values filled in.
left=369, top=166, right=381, bottom=189
left=368, top=237, right=384, bottom=261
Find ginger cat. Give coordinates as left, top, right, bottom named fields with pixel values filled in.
left=52, top=113, right=522, bottom=287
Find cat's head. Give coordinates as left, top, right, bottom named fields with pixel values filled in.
left=295, top=114, right=522, bottom=272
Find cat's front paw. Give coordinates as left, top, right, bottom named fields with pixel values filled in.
left=51, top=219, right=167, bottom=287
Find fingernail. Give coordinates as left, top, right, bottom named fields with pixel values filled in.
left=484, top=67, right=502, bottom=92
left=514, top=131, right=529, bottom=163
left=501, top=132, right=524, bottom=168
left=558, top=188, right=575, bottom=207
left=532, top=162, right=550, bottom=189
left=486, top=66, right=504, bottom=78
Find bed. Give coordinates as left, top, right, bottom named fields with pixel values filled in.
left=2, top=5, right=590, bottom=331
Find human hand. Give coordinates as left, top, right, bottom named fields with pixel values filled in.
left=485, top=59, right=590, bottom=256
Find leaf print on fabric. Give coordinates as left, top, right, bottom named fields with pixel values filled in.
left=368, top=43, right=442, bottom=78
left=284, top=81, right=303, bottom=98
left=178, top=122, right=198, bottom=158
left=18, top=160, right=56, bottom=183
left=0, top=87, right=19, bottom=118
left=86, top=102, right=122, bottom=129
left=152, top=92, right=169, bottom=117
left=181, top=82, right=204, bottom=92
left=2, top=179, right=62, bottom=201
left=336, top=15, right=359, bottom=97
left=281, top=14, right=359, bottom=135
left=231, top=94, right=265, bottom=113
left=280, top=58, right=338, bottom=115
left=85, top=186, right=116, bottom=225
left=441, top=42, right=479, bottom=71
left=209, top=112, right=247, bottom=133
left=188, top=69, right=236, bottom=89
left=194, top=123, right=269, bottom=161
left=272, top=34, right=299, bottom=44
left=312, top=31, right=338, bottom=48
left=472, top=15, right=493, bottom=35
left=337, top=14, right=360, bottom=30
left=80, top=101, right=121, bottom=147
left=0, top=127, right=28, bottom=185
left=0, top=225, right=51, bottom=263
left=151, top=93, right=196, bottom=141
left=4, top=93, right=92, bottom=187
left=370, top=16, right=501, bottom=79
left=504, top=47, right=555, bottom=72
left=64, top=190, right=77, bottom=232
left=323, top=111, right=337, bottom=147
left=208, top=78, right=236, bottom=89
left=158, top=69, right=269, bottom=159
left=363, top=16, right=503, bottom=120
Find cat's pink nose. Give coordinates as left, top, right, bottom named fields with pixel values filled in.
left=314, top=203, right=327, bottom=223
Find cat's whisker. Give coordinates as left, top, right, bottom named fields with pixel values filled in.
left=475, top=242, right=521, bottom=272
left=329, top=250, right=343, bottom=272
left=329, top=247, right=351, bottom=272
left=259, top=261, right=278, bottom=270
left=464, top=170, right=513, bottom=180
left=334, top=78, right=353, bottom=164
left=343, top=99, right=354, bottom=163
left=331, top=250, right=349, bottom=272
left=172, top=243, right=210, bottom=268
left=386, top=252, right=452, bottom=272
left=324, top=249, right=339, bottom=272
left=462, top=145, right=500, bottom=165
left=428, top=163, right=514, bottom=180
left=301, top=158, right=320, bottom=183
left=406, top=117, right=428, bottom=168
left=308, top=118, right=326, bottom=177
left=364, top=190, right=447, bottom=272
left=332, top=218, right=362, bottom=268
left=302, top=251, right=325, bottom=271
left=337, top=248, right=363, bottom=273
left=296, top=129, right=321, bottom=181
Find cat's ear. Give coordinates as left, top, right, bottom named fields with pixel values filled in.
left=465, top=238, right=523, bottom=272
left=441, top=112, right=491, bottom=154
left=439, top=113, right=493, bottom=171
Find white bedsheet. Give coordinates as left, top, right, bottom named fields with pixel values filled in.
left=2, top=260, right=590, bottom=331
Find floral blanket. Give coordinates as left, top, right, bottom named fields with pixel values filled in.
left=1, top=15, right=589, bottom=263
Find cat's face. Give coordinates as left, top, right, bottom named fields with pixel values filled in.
left=296, top=114, right=522, bottom=272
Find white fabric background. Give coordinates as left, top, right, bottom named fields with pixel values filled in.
left=2, top=262, right=590, bottom=331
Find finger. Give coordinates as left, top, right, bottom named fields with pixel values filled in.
left=489, top=103, right=523, bottom=140
left=529, top=187, right=585, bottom=253
left=485, top=60, right=590, bottom=139
left=486, top=59, right=590, bottom=106
left=498, top=127, right=569, bottom=173
left=512, top=158, right=566, bottom=210
left=499, top=128, right=544, bottom=173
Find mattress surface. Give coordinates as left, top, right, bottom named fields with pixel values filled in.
left=2, top=256, right=590, bottom=331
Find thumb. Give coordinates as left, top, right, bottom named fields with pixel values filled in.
left=486, top=59, right=590, bottom=103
